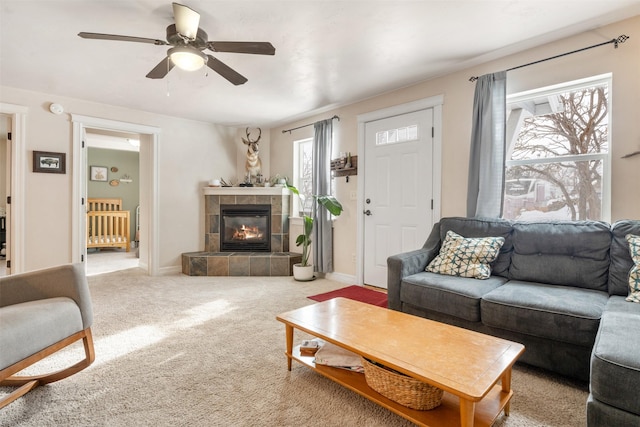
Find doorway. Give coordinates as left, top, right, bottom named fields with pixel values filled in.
left=356, top=96, right=443, bottom=288
left=0, top=115, right=9, bottom=276
left=72, top=114, right=160, bottom=276
left=85, top=130, right=141, bottom=276
left=0, top=103, right=26, bottom=276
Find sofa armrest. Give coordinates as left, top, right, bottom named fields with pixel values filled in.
left=387, top=224, right=441, bottom=310
left=0, top=263, right=93, bottom=329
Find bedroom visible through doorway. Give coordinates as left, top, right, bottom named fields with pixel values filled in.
left=85, top=129, right=141, bottom=275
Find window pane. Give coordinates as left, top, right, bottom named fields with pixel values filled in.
left=375, top=124, right=419, bottom=146
left=299, top=140, right=313, bottom=214
left=509, top=86, right=609, bottom=161
left=504, top=79, right=609, bottom=221
left=504, top=159, right=603, bottom=221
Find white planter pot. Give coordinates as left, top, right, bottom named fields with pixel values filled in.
left=293, top=263, right=314, bottom=281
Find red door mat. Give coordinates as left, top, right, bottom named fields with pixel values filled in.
left=307, top=285, right=388, bottom=308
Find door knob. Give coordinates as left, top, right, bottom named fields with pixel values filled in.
left=364, top=210, right=372, bottom=216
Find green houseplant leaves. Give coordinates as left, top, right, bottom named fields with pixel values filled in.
left=288, top=185, right=343, bottom=267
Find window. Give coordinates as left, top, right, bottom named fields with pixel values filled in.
left=375, top=124, right=418, bottom=145
left=503, top=74, right=611, bottom=222
left=293, top=138, right=313, bottom=216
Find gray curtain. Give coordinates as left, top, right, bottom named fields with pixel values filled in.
left=466, top=71, right=507, bottom=218
left=312, top=119, right=333, bottom=273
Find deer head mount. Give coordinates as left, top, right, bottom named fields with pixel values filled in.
left=243, top=127, right=262, bottom=178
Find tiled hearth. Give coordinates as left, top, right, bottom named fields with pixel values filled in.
left=182, top=187, right=301, bottom=276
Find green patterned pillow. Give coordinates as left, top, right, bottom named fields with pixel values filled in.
left=625, top=234, right=640, bottom=303
left=426, top=230, right=505, bottom=279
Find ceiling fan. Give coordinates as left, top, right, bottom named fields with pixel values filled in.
left=78, top=2, right=275, bottom=85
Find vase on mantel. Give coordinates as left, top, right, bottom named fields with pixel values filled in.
left=293, top=263, right=314, bottom=281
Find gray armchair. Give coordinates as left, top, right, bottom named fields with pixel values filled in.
left=0, top=263, right=95, bottom=409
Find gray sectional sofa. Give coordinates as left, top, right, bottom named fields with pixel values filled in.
left=387, top=217, right=640, bottom=426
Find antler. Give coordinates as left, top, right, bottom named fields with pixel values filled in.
left=242, top=127, right=262, bottom=145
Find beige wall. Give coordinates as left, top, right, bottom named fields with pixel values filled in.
left=0, top=87, right=237, bottom=272
left=270, top=15, right=640, bottom=278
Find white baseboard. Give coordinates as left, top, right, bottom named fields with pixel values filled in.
left=325, top=271, right=356, bottom=284
left=159, top=265, right=182, bottom=276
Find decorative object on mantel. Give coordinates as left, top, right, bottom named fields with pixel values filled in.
left=331, top=153, right=357, bottom=182
left=622, top=150, right=640, bottom=159
left=271, top=174, right=289, bottom=187
left=242, top=127, right=262, bottom=180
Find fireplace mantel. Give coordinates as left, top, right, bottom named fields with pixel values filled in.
left=203, top=186, right=291, bottom=196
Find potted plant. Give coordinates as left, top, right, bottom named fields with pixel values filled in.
left=287, top=185, right=343, bottom=281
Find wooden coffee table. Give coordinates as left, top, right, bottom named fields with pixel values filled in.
left=276, top=297, right=524, bottom=427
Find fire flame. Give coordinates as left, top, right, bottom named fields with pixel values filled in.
left=232, top=224, right=263, bottom=240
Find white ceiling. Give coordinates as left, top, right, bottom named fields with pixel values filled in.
left=1, top=1, right=639, bottom=128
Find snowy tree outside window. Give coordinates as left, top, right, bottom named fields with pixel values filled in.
left=504, top=74, right=611, bottom=221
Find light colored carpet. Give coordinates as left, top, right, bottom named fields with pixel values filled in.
left=86, top=249, right=139, bottom=277
left=1, top=269, right=588, bottom=426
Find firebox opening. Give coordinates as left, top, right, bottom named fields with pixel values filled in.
left=220, top=204, right=271, bottom=252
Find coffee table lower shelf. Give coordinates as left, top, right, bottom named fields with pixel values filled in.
left=290, top=347, right=511, bottom=427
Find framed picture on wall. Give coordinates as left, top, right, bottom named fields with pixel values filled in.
left=90, top=166, right=108, bottom=182
left=33, top=151, right=66, bottom=174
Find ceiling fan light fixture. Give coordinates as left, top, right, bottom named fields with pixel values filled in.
left=169, top=46, right=207, bottom=71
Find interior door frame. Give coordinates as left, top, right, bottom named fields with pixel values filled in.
left=72, top=115, right=161, bottom=275
left=355, top=95, right=443, bottom=285
left=0, top=103, right=27, bottom=274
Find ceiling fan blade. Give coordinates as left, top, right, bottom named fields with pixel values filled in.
left=146, top=57, right=175, bottom=79
left=78, top=32, right=167, bottom=45
left=206, top=55, right=247, bottom=86
left=207, top=41, right=275, bottom=55
left=172, top=2, right=200, bottom=40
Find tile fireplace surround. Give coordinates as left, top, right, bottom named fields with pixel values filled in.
left=182, top=187, right=301, bottom=276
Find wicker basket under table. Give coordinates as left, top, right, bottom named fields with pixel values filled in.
left=361, top=357, right=444, bottom=410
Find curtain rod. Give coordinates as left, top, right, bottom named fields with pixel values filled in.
left=282, top=115, right=340, bottom=134
left=469, top=34, right=629, bottom=82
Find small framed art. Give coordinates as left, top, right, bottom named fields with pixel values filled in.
left=90, top=166, right=108, bottom=182
left=33, top=151, right=66, bottom=174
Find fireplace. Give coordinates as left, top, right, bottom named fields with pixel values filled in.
left=220, top=204, right=271, bottom=252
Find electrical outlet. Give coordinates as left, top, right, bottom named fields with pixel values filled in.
left=350, top=190, right=357, bottom=201
left=352, top=253, right=356, bottom=263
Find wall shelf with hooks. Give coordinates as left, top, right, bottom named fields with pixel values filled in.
left=331, top=155, right=358, bottom=182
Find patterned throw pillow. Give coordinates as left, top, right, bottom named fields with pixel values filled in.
left=426, top=230, right=505, bottom=280
left=625, top=234, right=640, bottom=303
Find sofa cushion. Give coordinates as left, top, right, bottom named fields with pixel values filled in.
left=438, top=217, right=513, bottom=278
left=624, top=234, right=640, bottom=303
left=481, top=280, right=608, bottom=346
left=590, top=296, right=640, bottom=416
left=401, top=272, right=507, bottom=322
left=609, top=220, right=640, bottom=296
left=0, top=297, right=83, bottom=370
left=426, top=230, right=505, bottom=279
left=508, top=221, right=611, bottom=291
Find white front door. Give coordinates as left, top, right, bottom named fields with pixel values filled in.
left=363, top=109, right=434, bottom=288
